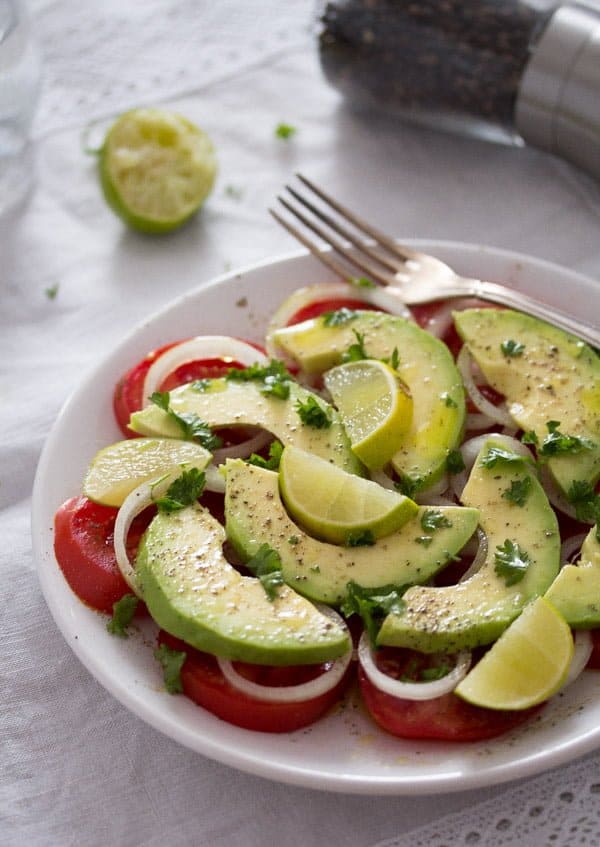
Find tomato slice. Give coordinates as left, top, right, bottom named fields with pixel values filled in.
left=53, top=496, right=151, bottom=614
left=158, top=631, right=351, bottom=733
left=286, top=297, right=382, bottom=326
left=113, top=340, right=265, bottom=437
left=358, top=647, right=542, bottom=741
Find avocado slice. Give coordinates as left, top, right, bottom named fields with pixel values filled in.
left=545, top=527, right=600, bottom=627
left=377, top=437, right=561, bottom=653
left=136, top=503, right=351, bottom=665
left=454, top=308, right=600, bottom=496
left=224, top=459, right=479, bottom=605
left=272, top=311, right=465, bottom=492
left=129, top=378, right=363, bottom=474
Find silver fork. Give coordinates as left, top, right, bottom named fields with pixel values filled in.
left=269, top=174, right=599, bottom=349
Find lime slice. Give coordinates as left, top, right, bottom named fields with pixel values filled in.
left=279, top=445, right=418, bottom=545
left=83, top=438, right=212, bottom=507
left=324, top=359, right=413, bottom=470
left=455, top=597, right=574, bottom=710
left=99, top=108, right=217, bottom=233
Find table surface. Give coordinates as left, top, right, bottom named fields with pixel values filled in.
left=4, top=2, right=600, bottom=846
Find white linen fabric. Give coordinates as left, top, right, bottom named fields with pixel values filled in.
left=3, top=2, right=600, bottom=846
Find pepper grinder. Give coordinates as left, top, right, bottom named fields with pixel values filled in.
left=318, top=1, right=600, bottom=179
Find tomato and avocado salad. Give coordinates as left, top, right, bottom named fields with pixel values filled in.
left=53, top=284, right=600, bottom=741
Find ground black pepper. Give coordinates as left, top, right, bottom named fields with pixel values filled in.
left=318, top=0, right=553, bottom=139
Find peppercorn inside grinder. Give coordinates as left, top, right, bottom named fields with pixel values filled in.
left=318, top=1, right=600, bottom=179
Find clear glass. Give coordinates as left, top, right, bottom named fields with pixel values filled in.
left=317, top=0, right=557, bottom=145
left=0, top=0, right=41, bottom=216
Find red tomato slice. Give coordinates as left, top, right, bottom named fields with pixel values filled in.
left=358, top=647, right=542, bottom=742
left=286, top=297, right=383, bottom=326
left=113, top=340, right=266, bottom=437
left=53, top=496, right=151, bottom=614
left=158, top=631, right=351, bottom=733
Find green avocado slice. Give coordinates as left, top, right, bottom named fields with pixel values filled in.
left=129, top=378, right=363, bottom=475
left=545, top=527, right=600, bottom=628
left=454, top=308, right=600, bottom=496
left=377, top=437, right=561, bottom=653
left=271, top=311, right=465, bottom=493
left=224, top=459, right=479, bottom=605
left=136, top=503, right=351, bottom=665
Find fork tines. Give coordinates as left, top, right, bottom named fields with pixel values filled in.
left=270, top=173, right=413, bottom=288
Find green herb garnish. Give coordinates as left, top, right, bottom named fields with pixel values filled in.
left=275, top=122, right=296, bottom=139
left=246, top=544, right=284, bottom=600
left=537, top=420, right=595, bottom=457
left=106, top=593, right=139, bottom=638
left=322, top=307, right=360, bottom=327
left=350, top=276, right=376, bottom=289
left=421, top=509, right=453, bottom=532
left=341, top=581, right=407, bottom=644
left=154, top=643, right=186, bottom=694
left=247, top=440, right=284, bottom=470
left=295, top=395, right=332, bottom=429
left=501, top=476, right=532, bottom=507
left=501, top=339, right=525, bottom=358
left=45, top=283, right=59, bottom=300
left=345, top=529, right=375, bottom=547
left=149, top=391, right=223, bottom=450
left=342, top=329, right=370, bottom=362
left=155, top=467, right=206, bottom=513
left=441, top=392, right=458, bottom=408
left=494, top=539, right=531, bottom=586
left=446, top=449, right=466, bottom=474
left=480, top=445, right=527, bottom=469
left=225, top=359, right=293, bottom=400
left=566, top=481, right=600, bottom=539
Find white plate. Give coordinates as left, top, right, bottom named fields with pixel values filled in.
left=32, top=241, right=600, bottom=796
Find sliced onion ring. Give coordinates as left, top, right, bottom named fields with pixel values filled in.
left=216, top=607, right=352, bottom=703
left=539, top=464, right=579, bottom=520
left=561, top=532, right=588, bottom=565
left=358, top=631, right=472, bottom=701
left=457, top=346, right=515, bottom=428
left=142, top=335, right=268, bottom=405
left=114, top=472, right=183, bottom=596
left=211, top=428, right=272, bottom=464
left=563, top=630, right=593, bottom=688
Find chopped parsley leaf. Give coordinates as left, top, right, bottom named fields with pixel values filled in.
left=421, top=509, right=453, bottom=532
left=345, top=529, right=375, bottom=547
left=225, top=359, right=293, bottom=400
left=45, top=283, right=59, bottom=300
left=247, top=440, right=283, bottom=470
left=537, top=421, right=595, bottom=457
left=501, top=339, right=525, bottom=358
left=350, top=276, right=376, bottom=289
left=154, top=643, right=186, bottom=694
left=149, top=391, right=223, bottom=450
left=341, top=329, right=370, bottom=362
left=275, top=122, right=296, bottom=139
left=494, top=539, right=531, bottom=586
left=394, top=475, right=422, bottom=498
left=441, top=392, right=457, bottom=408
left=341, top=581, right=407, bottom=644
left=566, top=481, right=600, bottom=538
left=386, top=348, right=400, bottom=370
left=322, top=307, right=360, bottom=327
left=246, top=544, right=284, bottom=600
left=155, top=468, right=206, bottom=513
left=480, top=445, right=527, bottom=469
left=501, top=476, right=532, bottom=507
left=295, top=395, right=332, bottom=429
left=106, top=593, right=139, bottom=638
left=190, top=378, right=212, bottom=392
left=446, top=449, right=466, bottom=474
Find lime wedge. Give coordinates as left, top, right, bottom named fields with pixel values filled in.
left=83, top=438, right=212, bottom=507
left=279, top=445, right=418, bottom=545
left=99, top=108, right=217, bottom=233
left=324, top=359, right=413, bottom=470
left=455, top=597, right=574, bottom=710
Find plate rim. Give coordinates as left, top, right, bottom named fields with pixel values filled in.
left=31, top=240, right=600, bottom=795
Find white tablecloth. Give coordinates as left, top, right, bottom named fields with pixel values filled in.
left=3, top=2, right=600, bottom=845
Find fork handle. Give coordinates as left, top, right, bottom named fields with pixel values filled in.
left=457, top=279, right=599, bottom=349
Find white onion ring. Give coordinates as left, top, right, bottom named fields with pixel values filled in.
left=358, top=631, right=472, bottom=701
left=415, top=300, right=455, bottom=339
left=203, top=464, right=226, bottom=494
left=457, top=346, right=515, bottom=428
left=458, top=529, right=488, bottom=582
left=466, top=411, right=497, bottom=432
left=211, top=428, right=272, bottom=464
left=369, top=468, right=397, bottom=490
left=563, top=630, right=593, bottom=688
left=561, top=533, right=588, bottom=565
left=216, top=607, right=352, bottom=703
left=414, top=473, right=450, bottom=504
left=113, top=473, right=178, bottom=597
left=142, top=336, right=268, bottom=405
